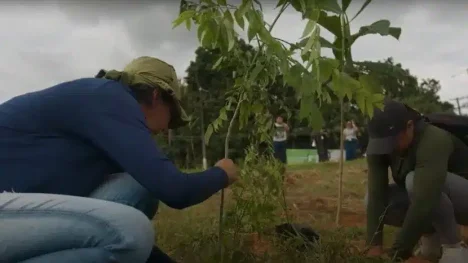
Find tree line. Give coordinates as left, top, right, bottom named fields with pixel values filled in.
left=155, top=40, right=454, bottom=169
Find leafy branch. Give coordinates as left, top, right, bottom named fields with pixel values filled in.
left=173, top=0, right=402, bottom=258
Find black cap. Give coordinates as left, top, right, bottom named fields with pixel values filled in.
left=367, top=99, right=412, bottom=155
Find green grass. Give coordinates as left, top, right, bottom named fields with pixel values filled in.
left=153, top=159, right=403, bottom=263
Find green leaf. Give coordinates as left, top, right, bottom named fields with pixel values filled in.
left=179, top=0, right=188, bottom=14
left=317, top=11, right=342, bottom=38
left=301, top=19, right=316, bottom=39
left=322, top=90, right=332, bottom=103
left=172, top=10, right=195, bottom=29
left=299, top=97, right=323, bottom=131
left=342, top=0, right=352, bottom=12
left=285, top=64, right=304, bottom=91
left=197, top=21, right=206, bottom=40
left=340, top=72, right=360, bottom=100
left=276, top=0, right=287, bottom=8
left=223, top=10, right=234, bottom=24
left=372, top=93, right=385, bottom=105
left=301, top=33, right=316, bottom=56
left=185, top=18, right=192, bottom=31
left=349, top=0, right=372, bottom=22
left=252, top=103, right=263, bottom=113
left=202, top=20, right=218, bottom=48
left=354, top=90, right=366, bottom=113
left=352, top=20, right=401, bottom=44
left=359, top=74, right=382, bottom=93
left=299, top=0, right=306, bottom=11
left=318, top=58, right=339, bottom=83
left=366, top=98, right=374, bottom=118
left=317, top=0, right=342, bottom=14
left=389, top=27, right=402, bottom=40
left=304, top=7, right=320, bottom=21
left=217, top=0, right=227, bottom=5
left=331, top=69, right=344, bottom=99
left=201, top=29, right=213, bottom=48
left=289, top=0, right=303, bottom=12
left=212, top=56, right=224, bottom=70
left=222, top=21, right=235, bottom=51
left=234, top=9, right=245, bottom=29
left=220, top=107, right=228, bottom=121
left=319, top=37, right=335, bottom=49
left=238, top=0, right=251, bottom=16
left=247, top=25, right=256, bottom=42
left=205, top=124, right=214, bottom=145
left=249, top=64, right=264, bottom=84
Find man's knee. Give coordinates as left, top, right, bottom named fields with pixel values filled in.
left=405, top=171, right=415, bottom=193
left=90, top=172, right=159, bottom=219
left=106, top=204, right=155, bottom=262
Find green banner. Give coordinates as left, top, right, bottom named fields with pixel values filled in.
left=286, top=149, right=318, bottom=164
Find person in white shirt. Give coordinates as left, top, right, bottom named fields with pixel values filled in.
left=273, top=116, right=289, bottom=164
left=343, top=120, right=359, bottom=160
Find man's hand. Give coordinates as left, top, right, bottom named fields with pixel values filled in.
left=215, top=158, right=238, bottom=185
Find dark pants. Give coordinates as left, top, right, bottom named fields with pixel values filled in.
left=345, top=139, right=358, bottom=161
left=273, top=141, right=287, bottom=164
left=365, top=172, right=468, bottom=245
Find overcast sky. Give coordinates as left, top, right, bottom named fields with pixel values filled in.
left=1, top=1, right=467, bottom=107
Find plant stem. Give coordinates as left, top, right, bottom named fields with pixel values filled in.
left=335, top=13, right=348, bottom=226
left=217, top=3, right=289, bottom=261
left=218, top=99, right=242, bottom=262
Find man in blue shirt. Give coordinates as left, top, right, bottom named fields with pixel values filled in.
left=0, top=56, right=238, bottom=263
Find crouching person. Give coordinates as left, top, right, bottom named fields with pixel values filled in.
left=0, top=57, right=238, bottom=263
left=364, top=99, right=468, bottom=262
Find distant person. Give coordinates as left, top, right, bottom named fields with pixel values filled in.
left=273, top=116, right=289, bottom=165
left=0, top=56, right=238, bottom=263
left=312, top=129, right=329, bottom=162
left=343, top=120, right=359, bottom=160
left=365, top=99, right=468, bottom=262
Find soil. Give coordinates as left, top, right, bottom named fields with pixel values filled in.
left=278, top=168, right=442, bottom=263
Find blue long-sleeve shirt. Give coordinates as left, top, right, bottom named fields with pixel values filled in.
left=0, top=78, right=228, bottom=209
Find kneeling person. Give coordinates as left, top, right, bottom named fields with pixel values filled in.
left=365, top=99, right=468, bottom=262
left=0, top=56, right=238, bottom=263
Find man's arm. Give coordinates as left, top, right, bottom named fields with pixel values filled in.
left=366, top=154, right=390, bottom=246
left=352, top=121, right=360, bottom=135
left=390, top=130, right=453, bottom=259
left=58, top=83, right=228, bottom=209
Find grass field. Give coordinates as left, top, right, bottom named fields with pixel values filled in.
left=152, top=160, right=434, bottom=263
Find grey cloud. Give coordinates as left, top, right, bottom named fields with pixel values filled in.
left=0, top=0, right=466, bottom=105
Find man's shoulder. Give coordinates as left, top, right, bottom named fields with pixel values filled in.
left=48, top=78, right=135, bottom=105
left=420, top=124, right=452, bottom=143
left=52, top=78, right=126, bottom=96
left=416, top=124, right=454, bottom=155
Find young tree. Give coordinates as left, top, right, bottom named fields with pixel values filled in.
left=173, top=0, right=401, bottom=259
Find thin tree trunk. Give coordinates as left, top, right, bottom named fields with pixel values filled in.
left=336, top=100, right=345, bottom=225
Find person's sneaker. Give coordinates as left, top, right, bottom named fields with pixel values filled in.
left=414, top=234, right=442, bottom=261
left=439, top=243, right=468, bottom=263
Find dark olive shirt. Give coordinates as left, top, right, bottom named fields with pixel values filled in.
left=366, top=122, right=468, bottom=254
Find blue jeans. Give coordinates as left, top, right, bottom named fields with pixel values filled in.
left=273, top=141, right=287, bottom=164
left=344, top=139, right=358, bottom=161
left=0, top=173, right=160, bottom=263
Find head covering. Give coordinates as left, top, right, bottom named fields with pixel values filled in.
left=367, top=99, right=415, bottom=155
left=97, top=56, right=190, bottom=129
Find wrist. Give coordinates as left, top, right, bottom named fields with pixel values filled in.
left=212, top=166, right=229, bottom=187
